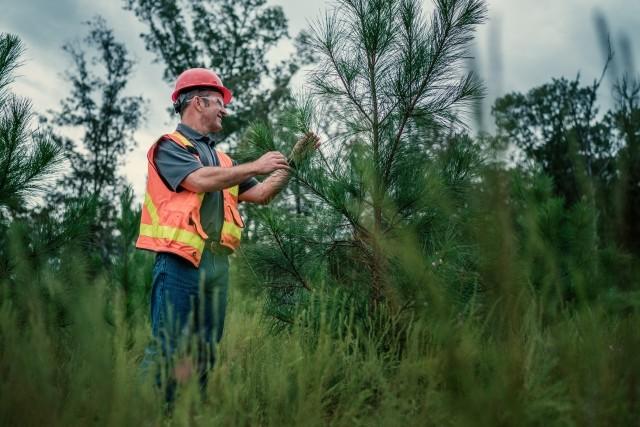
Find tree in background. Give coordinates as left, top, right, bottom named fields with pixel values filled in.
left=492, top=75, right=617, bottom=206
left=43, top=17, right=146, bottom=263
left=492, top=70, right=640, bottom=258
left=125, top=0, right=301, bottom=142
left=609, top=74, right=640, bottom=255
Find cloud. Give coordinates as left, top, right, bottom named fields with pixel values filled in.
left=2, top=0, right=84, bottom=49
left=2, top=0, right=639, bottom=199
left=1, top=0, right=172, bottom=198
left=471, top=0, right=639, bottom=130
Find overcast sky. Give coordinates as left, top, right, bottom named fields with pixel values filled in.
left=2, top=0, right=638, bottom=199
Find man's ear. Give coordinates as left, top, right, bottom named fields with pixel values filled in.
left=194, top=96, right=207, bottom=111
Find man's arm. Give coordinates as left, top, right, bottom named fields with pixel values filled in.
left=181, top=151, right=289, bottom=193
left=238, top=169, right=291, bottom=205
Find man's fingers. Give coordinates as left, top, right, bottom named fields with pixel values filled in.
left=270, top=156, right=290, bottom=171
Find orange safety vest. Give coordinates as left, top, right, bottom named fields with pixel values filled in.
left=135, top=131, right=245, bottom=267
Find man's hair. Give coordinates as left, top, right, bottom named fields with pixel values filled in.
left=175, top=87, right=223, bottom=116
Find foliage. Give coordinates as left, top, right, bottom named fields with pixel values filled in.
left=1, top=243, right=639, bottom=426
left=0, top=34, right=64, bottom=220
left=2, top=4, right=640, bottom=426
left=42, top=16, right=146, bottom=263
left=493, top=75, right=617, bottom=206
left=0, top=33, right=65, bottom=276
left=124, top=0, right=303, bottom=142
left=237, top=0, right=487, bottom=320
left=609, top=74, right=640, bottom=253
left=493, top=71, right=640, bottom=256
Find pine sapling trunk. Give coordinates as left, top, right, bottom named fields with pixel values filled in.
left=370, top=175, right=385, bottom=306
left=370, top=47, right=386, bottom=307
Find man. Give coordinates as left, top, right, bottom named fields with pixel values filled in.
left=137, top=68, right=317, bottom=400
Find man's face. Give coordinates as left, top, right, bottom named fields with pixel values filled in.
left=194, top=91, right=227, bottom=133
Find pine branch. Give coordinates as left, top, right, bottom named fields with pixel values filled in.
left=264, top=217, right=312, bottom=291
left=293, top=172, right=365, bottom=237
left=383, top=0, right=486, bottom=186
left=309, top=12, right=373, bottom=125
left=0, top=34, right=23, bottom=104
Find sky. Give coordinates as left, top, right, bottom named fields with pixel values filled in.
left=1, top=0, right=639, bottom=200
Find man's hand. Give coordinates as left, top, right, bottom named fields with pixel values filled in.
left=251, top=151, right=290, bottom=175
left=290, top=132, right=321, bottom=165
left=174, top=357, right=193, bottom=384
left=239, top=134, right=320, bottom=205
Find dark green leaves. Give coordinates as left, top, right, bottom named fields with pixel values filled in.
left=0, top=34, right=64, bottom=215
left=126, top=0, right=293, bottom=142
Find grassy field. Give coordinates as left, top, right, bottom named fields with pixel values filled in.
left=2, top=250, right=639, bottom=426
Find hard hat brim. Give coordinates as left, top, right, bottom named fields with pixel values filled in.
left=171, top=84, right=233, bottom=105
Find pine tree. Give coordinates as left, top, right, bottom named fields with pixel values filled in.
left=0, top=34, right=64, bottom=221
left=0, top=34, right=102, bottom=283
left=238, top=0, right=487, bottom=320
left=0, top=34, right=66, bottom=275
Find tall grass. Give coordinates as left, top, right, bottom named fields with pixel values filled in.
left=1, top=212, right=639, bottom=426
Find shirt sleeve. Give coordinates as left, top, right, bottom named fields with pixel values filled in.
left=154, top=138, right=203, bottom=192
left=232, top=159, right=260, bottom=194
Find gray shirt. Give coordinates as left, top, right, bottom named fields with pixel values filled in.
left=154, top=123, right=258, bottom=241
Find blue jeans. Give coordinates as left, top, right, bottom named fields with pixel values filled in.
left=141, top=250, right=229, bottom=401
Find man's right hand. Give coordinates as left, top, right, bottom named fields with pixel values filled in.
left=251, top=151, right=290, bottom=175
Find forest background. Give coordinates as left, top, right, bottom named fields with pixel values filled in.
left=1, top=0, right=639, bottom=425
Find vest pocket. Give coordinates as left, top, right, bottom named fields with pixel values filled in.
left=226, top=204, right=245, bottom=228
left=189, top=209, right=209, bottom=240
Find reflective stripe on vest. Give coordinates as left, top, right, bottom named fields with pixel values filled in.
left=135, top=130, right=244, bottom=267
left=139, top=192, right=205, bottom=252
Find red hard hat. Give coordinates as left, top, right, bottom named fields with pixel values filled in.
left=171, top=68, right=233, bottom=105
